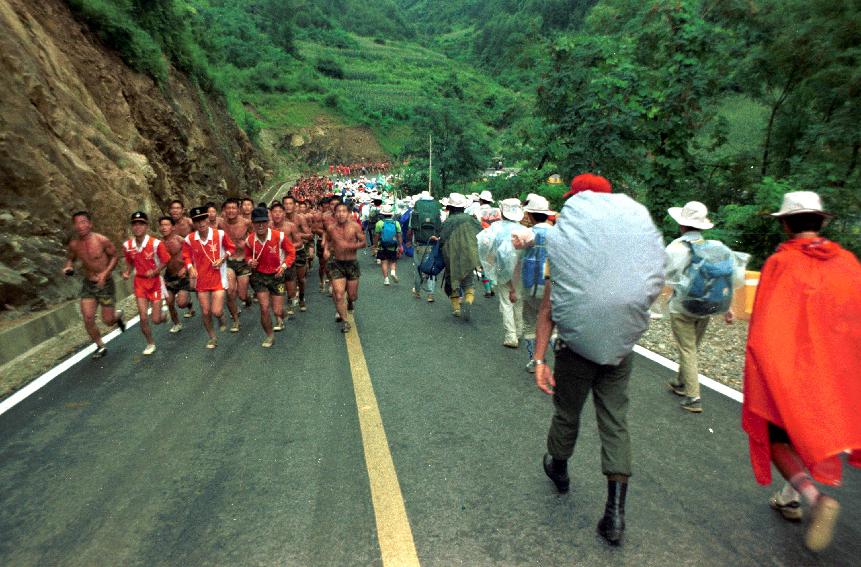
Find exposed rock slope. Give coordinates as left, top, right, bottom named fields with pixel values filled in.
left=0, top=0, right=266, bottom=311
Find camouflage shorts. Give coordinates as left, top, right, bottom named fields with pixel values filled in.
left=250, top=271, right=287, bottom=296
left=164, top=273, right=191, bottom=294
left=227, top=258, right=251, bottom=277
left=294, top=245, right=308, bottom=268
left=80, top=278, right=116, bottom=307
left=327, top=259, right=361, bottom=282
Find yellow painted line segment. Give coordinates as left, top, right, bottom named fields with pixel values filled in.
left=344, top=314, right=421, bottom=567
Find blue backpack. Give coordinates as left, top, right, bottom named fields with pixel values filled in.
left=522, top=225, right=548, bottom=296
left=380, top=219, right=398, bottom=248
left=679, top=240, right=735, bottom=316
left=399, top=210, right=413, bottom=257
left=419, top=241, right=446, bottom=276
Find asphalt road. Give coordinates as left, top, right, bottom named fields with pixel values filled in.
left=1, top=250, right=858, bottom=566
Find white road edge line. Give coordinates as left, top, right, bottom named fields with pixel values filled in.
left=633, top=345, right=744, bottom=403
left=0, top=315, right=142, bottom=417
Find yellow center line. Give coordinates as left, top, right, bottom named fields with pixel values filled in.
left=344, top=314, right=421, bottom=567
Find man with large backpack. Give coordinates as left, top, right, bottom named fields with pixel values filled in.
left=533, top=175, right=665, bottom=546
left=409, top=191, right=442, bottom=302
left=374, top=204, right=402, bottom=285
left=665, top=201, right=737, bottom=413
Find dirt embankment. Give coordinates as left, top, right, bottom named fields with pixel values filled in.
left=278, top=114, right=389, bottom=168
left=0, top=0, right=267, bottom=314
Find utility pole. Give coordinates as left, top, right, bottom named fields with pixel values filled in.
left=428, top=132, right=433, bottom=196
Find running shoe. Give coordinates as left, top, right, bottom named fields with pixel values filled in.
left=183, top=309, right=195, bottom=318
left=169, top=323, right=183, bottom=334
left=769, top=490, right=803, bottom=522
left=384, top=277, right=391, bottom=286
left=230, top=321, right=240, bottom=333
left=286, top=306, right=295, bottom=317
left=427, top=295, right=434, bottom=303
left=681, top=396, right=703, bottom=413
left=142, top=344, right=156, bottom=356
left=340, top=321, right=351, bottom=333
left=390, top=272, right=399, bottom=283
left=347, top=299, right=354, bottom=313
left=273, top=319, right=284, bottom=332
left=115, top=310, right=126, bottom=332
left=262, top=336, right=274, bottom=348
left=503, top=339, right=519, bottom=349
left=412, top=288, right=421, bottom=298
left=668, top=382, right=686, bottom=396
left=92, top=346, right=107, bottom=359
left=206, top=338, right=217, bottom=349
left=219, top=316, right=227, bottom=332
left=299, top=301, right=307, bottom=312
left=335, top=312, right=342, bottom=322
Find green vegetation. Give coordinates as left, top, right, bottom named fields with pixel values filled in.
left=64, top=0, right=859, bottom=262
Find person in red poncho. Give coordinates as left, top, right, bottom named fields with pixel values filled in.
left=742, top=191, right=861, bottom=552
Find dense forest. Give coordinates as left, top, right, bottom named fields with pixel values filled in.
left=65, top=0, right=859, bottom=263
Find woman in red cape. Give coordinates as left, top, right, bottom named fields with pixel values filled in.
left=742, top=191, right=861, bottom=552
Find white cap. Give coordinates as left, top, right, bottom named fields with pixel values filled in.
left=479, top=190, right=494, bottom=203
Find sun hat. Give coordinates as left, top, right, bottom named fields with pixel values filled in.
left=500, top=198, right=524, bottom=222
left=442, top=192, right=469, bottom=209
left=770, top=191, right=832, bottom=217
left=563, top=173, right=613, bottom=199
left=251, top=206, right=270, bottom=223
left=380, top=204, right=395, bottom=216
left=523, top=196, right=556, bottom=216
left=189, top=206, right=208, bottom=221
left=479, top=190, right=494, bottom=203
left=668, top=201, right=714, bottom=230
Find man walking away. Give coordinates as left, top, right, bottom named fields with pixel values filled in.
left=374, top=205, right=402, bottom=285
left=742, top=191, right=861, bottom=552
left=520, top=196, right=556, bottom=372
left=534, top=177, right=665, bottom=546
left=437, top=193, right=482, bottom=320
left=410, top=191, right=442, bottom=302
left=665, top=201, right=741, bottom=413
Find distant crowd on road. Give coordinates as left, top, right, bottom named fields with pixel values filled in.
left=62, top=169, right=860, bottom=553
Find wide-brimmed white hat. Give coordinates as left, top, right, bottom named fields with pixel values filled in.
left=500, top=198, right=524, bottom=222
left=442, top=192, right=469, bottom=208
left=380, top=204, right=394, bottom=216
left=479, top=190, right=494, bottom=203
left=771, top=191, right=831, bottom=217
left=523, top=195, right=556, bottom=216
left=668, top=201, right=713, bottom=230
left=418, top=190, right=433, bottom=200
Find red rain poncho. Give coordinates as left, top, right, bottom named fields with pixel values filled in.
left=742, top=237, right=861, bottom=486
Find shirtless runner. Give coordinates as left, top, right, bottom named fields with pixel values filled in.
left=121, top=212, right=170, bottom=355
left=182, top=206, right=236, bottom=349
left=240, top=197, right=255, bottom=221
left=158, top=216, right=192, bottom=333
left=167, top=199, right=196, bottom=318
left=282, top=195, right=314, bottom=311
left=323, top=202, right=366, bottom=333
left=310, top=199, right=329, bottom=293
left=268, top=202, right=302, bottom=319
left=219, top=198, right=250, bottom=330
left=63, top=211, right=126, bottom=359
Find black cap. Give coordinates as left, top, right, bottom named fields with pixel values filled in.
left=130, top=211, right=149, bottom=223
left=251, top=206, right=270, bottom=223
left=189, top=206, right=208, bottom=220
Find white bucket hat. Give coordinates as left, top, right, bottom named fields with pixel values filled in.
left=442, top=192, right=469, bottom=208
left=500, top=198, right=524, bottom=222
left=668, top=201, right=713, bottom=230
left=380, top=204, right=394, bottom=216
left=771, top=191, right=831, bottom=217
left=523, top=195, right=556, bottom=216
left=479, top=190, right=494, bottom=203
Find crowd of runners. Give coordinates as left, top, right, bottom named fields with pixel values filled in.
left=62, top=170, right=860, bottom=554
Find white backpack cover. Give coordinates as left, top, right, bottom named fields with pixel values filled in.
left=547, top=192, right=666, bottom=365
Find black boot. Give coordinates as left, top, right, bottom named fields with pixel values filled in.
left=597, top=479, right=627, bottom=546
left=542, top=453, right=569, bottom=493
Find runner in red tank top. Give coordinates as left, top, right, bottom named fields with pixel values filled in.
left=182, top=206, right=236, bottom=349
left=121, top=211, right=171, bottom=355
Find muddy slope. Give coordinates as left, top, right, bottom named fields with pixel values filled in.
left=0, top=0, right=266, bottom=311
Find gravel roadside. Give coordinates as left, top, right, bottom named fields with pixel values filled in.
left=638, top=314, right=747, bottom=393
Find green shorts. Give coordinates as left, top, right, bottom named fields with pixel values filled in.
left=227, top=258, right=251, bottom=277
left=80, top=278, right=116, bottom=307
left=250, top=271, right=287, bottom=296
left=327, top=259, right=361, bottom=282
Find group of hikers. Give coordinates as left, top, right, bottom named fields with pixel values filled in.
left=63, top=171, right=860, bottom=552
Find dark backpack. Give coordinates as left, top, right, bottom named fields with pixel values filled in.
left=521, top=225, right=548, bottom=296
left=419, top=241, right=446, bottom=276
left=679, top=240, right=735, bottom=316
left=368, top=206, right=380, bottom=227
left=410, top=199, right=441, bottom=244
left=380, top=219, right=398, bottom=248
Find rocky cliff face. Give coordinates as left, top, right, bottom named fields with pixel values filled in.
left=0, top=0, right=267, bottom=312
